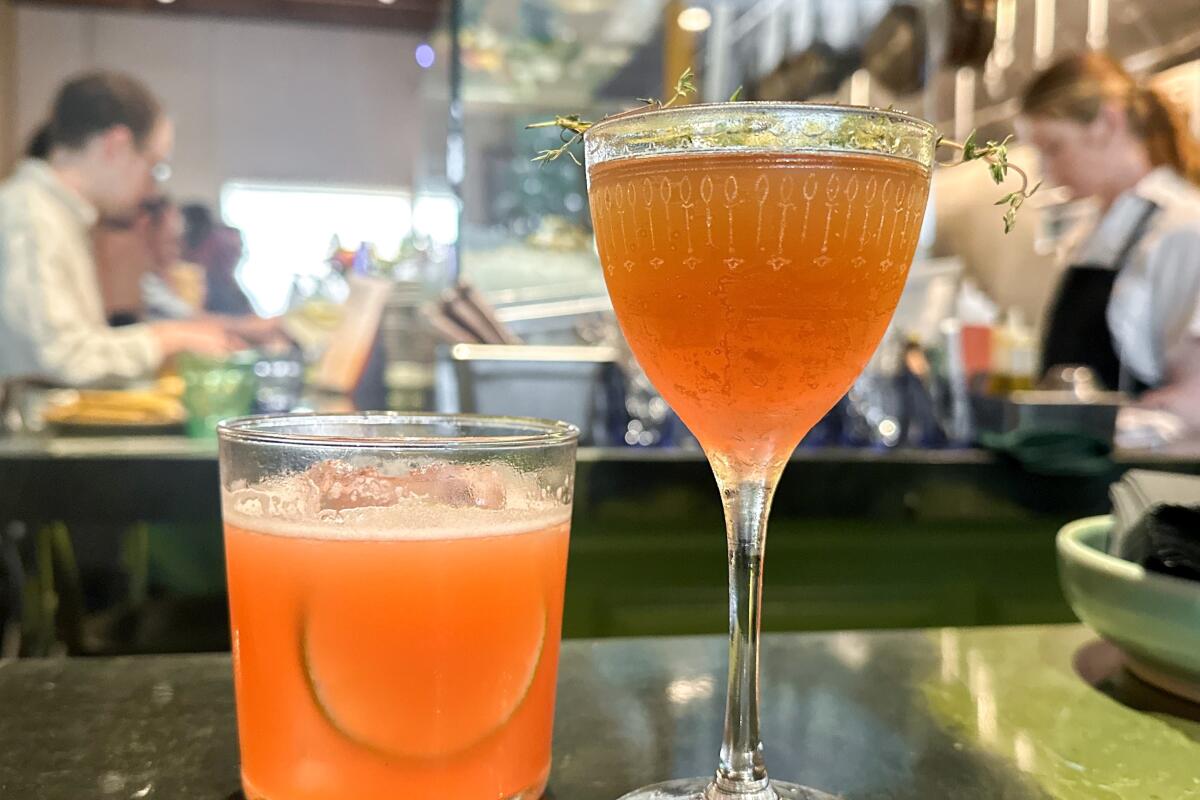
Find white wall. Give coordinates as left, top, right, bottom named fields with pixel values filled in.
left=0, top=0, right=14, bottom=166
left=12, top=6, right=430, bottom=209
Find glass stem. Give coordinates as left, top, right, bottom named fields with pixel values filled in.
left=710, top=468, right=780, bottom=799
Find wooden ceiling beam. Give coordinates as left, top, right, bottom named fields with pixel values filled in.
left=13, top=0, right=444, bottom=32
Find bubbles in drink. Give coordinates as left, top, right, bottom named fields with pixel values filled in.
left=223, top=460, right=570, bottom=541
left=306, top=460, right=508, bottom=511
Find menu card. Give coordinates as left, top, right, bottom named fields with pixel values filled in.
left=309, top=275, right=392, bottom=394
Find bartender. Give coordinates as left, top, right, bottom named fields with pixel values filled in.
left=0, top=71, right=231, bottom=387
left=1020, top=53, right=1200, bottom=402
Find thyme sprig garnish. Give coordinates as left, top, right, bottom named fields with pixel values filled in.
left=529, top=72, right=1039, bottom=232
left=526, top=69, right=696, bottom=165
left=639, top=67, right=696, bottom=109
left=936, top=131, right=1041, bottom=232
left=527, top=114, right=592, bottom=165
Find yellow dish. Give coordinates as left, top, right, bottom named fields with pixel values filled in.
left=43, top=389, right=186, bottom=426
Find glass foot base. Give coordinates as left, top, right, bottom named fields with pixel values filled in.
left=616, top=778, right=839, bottom=800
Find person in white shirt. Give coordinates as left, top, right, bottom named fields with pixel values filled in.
left=0, top=71, right=231, bottom=387
left=1020, top=53, right=1200, bottom=427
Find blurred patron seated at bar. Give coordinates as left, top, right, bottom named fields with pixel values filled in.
left=0, top=71, right=232, bottom=387
left=140, top=196, right=206, bottom=320
left=182, top=203, right=256, bottom=318
left=1020, top=53, right=1200, bottom=429
left=94, top=195, right=280, bottom=344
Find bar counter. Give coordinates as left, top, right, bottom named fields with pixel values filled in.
left=5, top=436, right=1200, bottom=637
left=2, top=625, right=1198, bottom=799
left=4, top=435, right=1199, bottom=524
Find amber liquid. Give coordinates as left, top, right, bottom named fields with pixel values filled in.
left=589, top=151, right=929, bottom=468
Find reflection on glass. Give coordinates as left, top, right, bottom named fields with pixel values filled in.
left=939, top=628, right=962, bottom=683
left=667, top=676, right=717, bottom=705
left=1013, top=730, right=1037, bottom=774
left=827, top=633, right=871, bottom=672
left=966, top=649, right=998, bottom=745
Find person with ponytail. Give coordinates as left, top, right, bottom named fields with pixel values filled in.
left=0, top=71, right=236, bottom=387
left=1021, top=52, right=1200, bottom=416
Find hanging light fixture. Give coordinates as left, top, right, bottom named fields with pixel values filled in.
left=849, top=68, right=870, bottom=107
left=677, top=6, right=713, bottom=33
left=954, top=66, right=976, bottom=144
left=1034, top=0, right=1056, bottom=68
left=992, top=0, right=1016, bottom=69
left=1087, top=0, right=1109, bottom=51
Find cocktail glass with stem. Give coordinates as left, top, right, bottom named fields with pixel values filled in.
left=585, top=103, right=936, bottom=800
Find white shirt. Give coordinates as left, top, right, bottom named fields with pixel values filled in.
left=1065, top=167, right=1200, bottom=387
left=0, top=160, right=161, bottom=386
left=141, top=272, right=195, bottom=321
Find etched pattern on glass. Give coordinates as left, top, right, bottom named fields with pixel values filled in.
left=589, top=153, right=929, bottom=464
left=593, top=163, right=926, bottom=283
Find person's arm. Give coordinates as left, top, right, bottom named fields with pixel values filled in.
left=2, top=221, right=230, bottom=386
left=148, top=319, right=239, bottom=360
left=1140, top=340, right=1200, bottom=428
left=1136, top=227, right=1200, bottom=426
left=218, top=314, right=284, bottom=345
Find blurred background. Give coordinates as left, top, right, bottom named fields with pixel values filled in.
left=4, top=0, right=1200, bottom=653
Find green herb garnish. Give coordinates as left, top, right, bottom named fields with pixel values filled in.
left=526, top=69, right=696, bottom=165
left=937, top=132, right=1041, bottom=232
left=526, top=114, right=593, bottom=165
left=529, top=71, right=1039, bottom=232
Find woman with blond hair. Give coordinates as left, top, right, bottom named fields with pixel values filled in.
left=1022, top=52, right=1200, bottom=421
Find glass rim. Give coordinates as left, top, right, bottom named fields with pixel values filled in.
left=216, top=412, right=580, bottom=450
left=587, top=100, right=936, bottom=131
left=583, top=101, right=938, bottom=169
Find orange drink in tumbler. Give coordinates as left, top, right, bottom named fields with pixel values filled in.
left=218, top=414, right=578, bottom=800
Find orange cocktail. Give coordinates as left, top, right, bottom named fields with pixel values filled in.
left=584, top=104, right=936, bottom=800
left=590, top=150, right=928, bottom=468
left=217, top=415, right=578, bottom=800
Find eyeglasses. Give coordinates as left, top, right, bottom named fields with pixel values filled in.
left=140, top=196, right=170, bottom=217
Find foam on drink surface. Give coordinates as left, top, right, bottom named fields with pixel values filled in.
left=222, top=460, right=571, bottom=542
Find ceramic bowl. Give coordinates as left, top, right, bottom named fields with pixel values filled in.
left=1058, top=515, right=1200, bottom=698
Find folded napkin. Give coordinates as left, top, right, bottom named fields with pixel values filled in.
left=1110, top=469, right=1200, bottom=581
left=979, top=428, right=1115, bottom=477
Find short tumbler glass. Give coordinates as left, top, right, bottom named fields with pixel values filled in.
left=217, top=412, right=578, bottom=800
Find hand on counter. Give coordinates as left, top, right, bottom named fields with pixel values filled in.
left=149, top=319, right=244, bottom=358
left=1139, top=340, right=1200, bottom=432
left=221, top=314, right=288, bottom=348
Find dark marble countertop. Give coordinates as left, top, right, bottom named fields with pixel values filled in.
left=2, top=625, right=1198, bottom=800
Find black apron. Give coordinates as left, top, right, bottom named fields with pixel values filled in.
left=1041, top=201, right=1160, bottom=394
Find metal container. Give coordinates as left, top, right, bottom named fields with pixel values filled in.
left=493, top=295, right=614, bottom=345
left=437, top=344, right=618, bottom=441
left=972, top=390, right=1126, bottom=442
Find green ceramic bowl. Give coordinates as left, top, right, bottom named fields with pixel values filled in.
left=1057, top=515, right=1200, bottom=692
